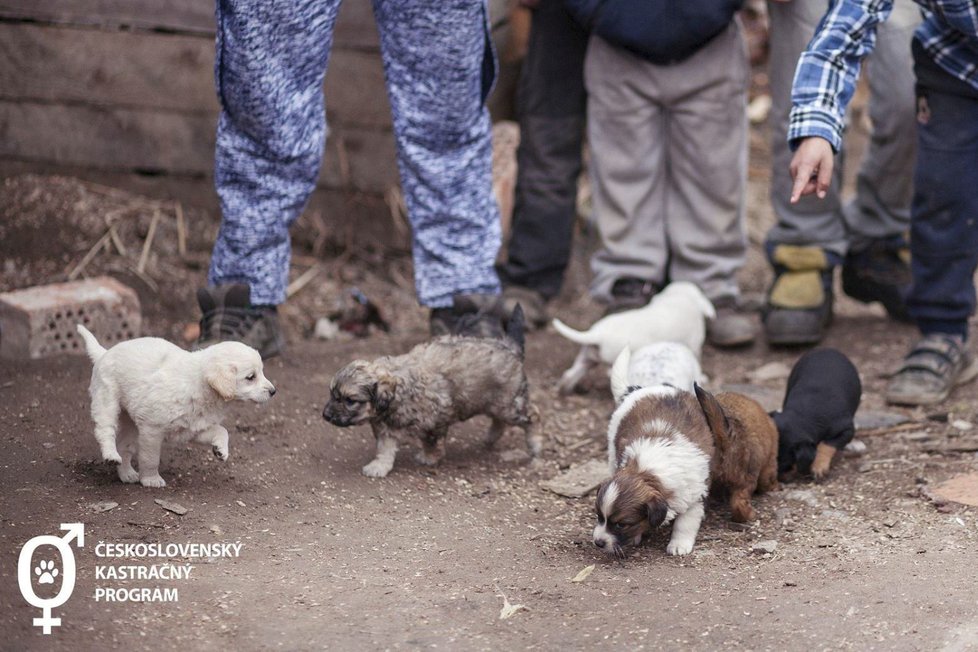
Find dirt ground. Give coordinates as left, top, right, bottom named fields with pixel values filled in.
left=4, top=106, right=978, bottom=652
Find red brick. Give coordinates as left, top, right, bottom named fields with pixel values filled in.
left=0, top=276, right=141, bottom=359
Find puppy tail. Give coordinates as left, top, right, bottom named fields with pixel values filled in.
left=76, top=324, right=107, bottom=363
left=551, top=318, right=597, bottom=345
left=505, top=303, right=526, bottom=356
left=609, top=346, right=632, bottom=404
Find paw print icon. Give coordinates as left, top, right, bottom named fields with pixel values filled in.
left=35, top=560, right=59, bottom=585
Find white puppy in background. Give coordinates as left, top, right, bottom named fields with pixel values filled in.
left=552, top=281, right=715, bottom=394
left=609, top=343, right=706, bottom=404
left=76, top=325, right=275, bottom=488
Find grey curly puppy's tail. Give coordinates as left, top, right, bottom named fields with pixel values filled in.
left=506, top=303, right=526, bottom=357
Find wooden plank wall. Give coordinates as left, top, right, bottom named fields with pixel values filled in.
left=0, top=0, right=410, bottom=240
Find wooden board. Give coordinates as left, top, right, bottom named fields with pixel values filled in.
left=0, top=101, right=398, bottom=193
left=0, top=0, right=380, bottom=49
left=0, top=24, right=392, bottom=127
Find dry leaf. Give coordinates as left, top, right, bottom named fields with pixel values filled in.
left=154, top=499, right=188, bottom=515
left=571, top=564, right=595, bottom=583
left=499, top=596, right=527, bottom=620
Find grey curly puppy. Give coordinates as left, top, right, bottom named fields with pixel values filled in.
left=323, top=306, right=541, bottom=477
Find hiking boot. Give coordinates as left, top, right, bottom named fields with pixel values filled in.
left=708, top=297, right=757, bottom=348
left=763, top=244, right=840, bottom=346
left=605, top=277, right=659, bottom=316
left=501, top=285, right=548, bottom=330
left=842, top=237, right=913, bottom=322
left=429, top=293, right=505, bottom=338
left=886, top=334, right=978, bottom=406
left=196, top=284, right=285, bottom=359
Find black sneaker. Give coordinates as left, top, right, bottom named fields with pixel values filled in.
left=763, top=244, right=840, bottom=346
left=196, top=284, right=285, bottom=359
left=842, top=237, right=913, bottom=322
left=606, top=277, right=659, bottom=315
left=429, top=293, right=505, bottom=338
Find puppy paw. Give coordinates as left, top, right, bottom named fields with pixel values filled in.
left=556, top=378, right=579, bottom=396
left=526, top=435, right=544, bottom=458
left=139, top=474, right=167, bottom=488
left=666, top=539, right=695, bottom=556
left=212, top=445, right=229, bottom=462
left=102, top=451, right=122, bottom=465
left=118, top=467, right=140, bottom=484
left=361, top=460, right=392, bottom=478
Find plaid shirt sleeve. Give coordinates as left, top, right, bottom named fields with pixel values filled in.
left=787, top=0, right=895, bottom=151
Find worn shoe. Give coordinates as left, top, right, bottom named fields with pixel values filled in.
left=708, top=297, right=757, bottom=348
left=196, top=284, right=285, bottom=359
left=763, top=245, right=839, bottom=346
left=501, top=285, right=548, bottom=330
left=429, top=293, right=505, bottom=338
left=885, top=334, right=978, bottom=406
left=842, top=237, right=913, bottom=322
left=605, top=277, right=659, bottom=316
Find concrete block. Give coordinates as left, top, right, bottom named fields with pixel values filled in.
left=0, top=276, right=141, bottom=359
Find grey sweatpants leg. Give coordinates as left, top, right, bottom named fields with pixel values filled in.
left=765, top=0, right=918, bottom=256
left=585, top=24, right=749, bottom=303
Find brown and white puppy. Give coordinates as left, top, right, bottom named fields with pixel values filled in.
left=694, top=386, right=779, bottom=522
left=323, top=307, right=541, bottom=477
left=593, top=386, right=714, bottom=557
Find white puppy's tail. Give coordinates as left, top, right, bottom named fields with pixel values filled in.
left=551, top=318, right=599, bottom=345
left=609, top=346, right=632, bottom=405
left=76, top=324, right=107, bottom=363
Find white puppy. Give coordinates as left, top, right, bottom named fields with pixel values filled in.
left=76, top=325, right=275, bottom=487
left=552, top=281, right=715, bottom=394
left=609, top=343, right=705, bottom=404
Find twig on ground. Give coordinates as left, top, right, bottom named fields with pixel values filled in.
left=137, top=209, right=162, bottom=274
left=67, top=229, right=112, bottom=280
left=174, top=201, right=187, bottom=256
left=286, top=264, right=324, bottom=298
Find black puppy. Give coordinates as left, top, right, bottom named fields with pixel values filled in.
left=771, top=348, right=861, bottom=480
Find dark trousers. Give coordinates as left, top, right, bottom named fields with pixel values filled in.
left=907, top=40, right=978, bottom=338
left=496, top=0, right=588, bottom=299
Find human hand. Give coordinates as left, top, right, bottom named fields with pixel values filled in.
left=789, top=137, right=834, bottom=203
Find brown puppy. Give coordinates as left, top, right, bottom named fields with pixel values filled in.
left=694, top=386, right=779, bottom=522
left=323, top=307, right=541, bottom=477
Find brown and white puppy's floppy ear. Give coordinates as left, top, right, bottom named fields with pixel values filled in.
left=694, top=383, right=730, bottom=451
left=646, top=497, right=669, bottom=529
left=206, top=360, right=238, bottom=401
left=369, top=371, right=397, bottom=413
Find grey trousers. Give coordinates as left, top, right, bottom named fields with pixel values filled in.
left=585, top=23, right=749, bottom=303
left=765, top=0, right=919, bottom=256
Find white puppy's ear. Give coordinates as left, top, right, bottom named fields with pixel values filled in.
left=206, top=361, right=238, bottom=401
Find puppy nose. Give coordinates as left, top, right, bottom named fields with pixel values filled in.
left=268, top=386, right=276, bottom=396
left=594, top=539, right=606, bottom=549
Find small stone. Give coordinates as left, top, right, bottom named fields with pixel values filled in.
left=784, top=489, right=818, bottom=507
left=854, top=410, right=910, bottom=431
left=498, top=448, right=530, bottom=464
left=540, top=459, right=609, bottom=498
left=88, top=501, right=118, bottom=513
left=313, top=318, right=340, bottom=340
left=774, top=507, right=792, bottom=527
left=842, top=439, right=867, bottom=456
left=783, top=580, right=797, bottom=587
left=235, top=500, right=246, bottom=507
left=882, top=517, right=898, bottom=528
left=209, top=525, right=223, bottom=535
left=747, top=362, right=792, bottom=383
left=951, top=419, right=974, bottom=432
left=902, top=431, right=932, bottom=442
left=751, top=540, right=778, bottom=555
left=155, top=499, right=188, bottom=515
left=41, top=442, right=55, bottom=449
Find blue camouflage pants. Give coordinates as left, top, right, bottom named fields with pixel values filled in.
left=208, top=0, right=501, bottom=307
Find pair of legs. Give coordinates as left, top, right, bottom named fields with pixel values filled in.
left=886, top=40, right=978, bottom=405
left=497, top=0, right=588, bottom=303
left=763, top=0, right=918, bottom=343
left=585, top=23, right=749, bottom=307
left=208, top=0, right=501, bottom=310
